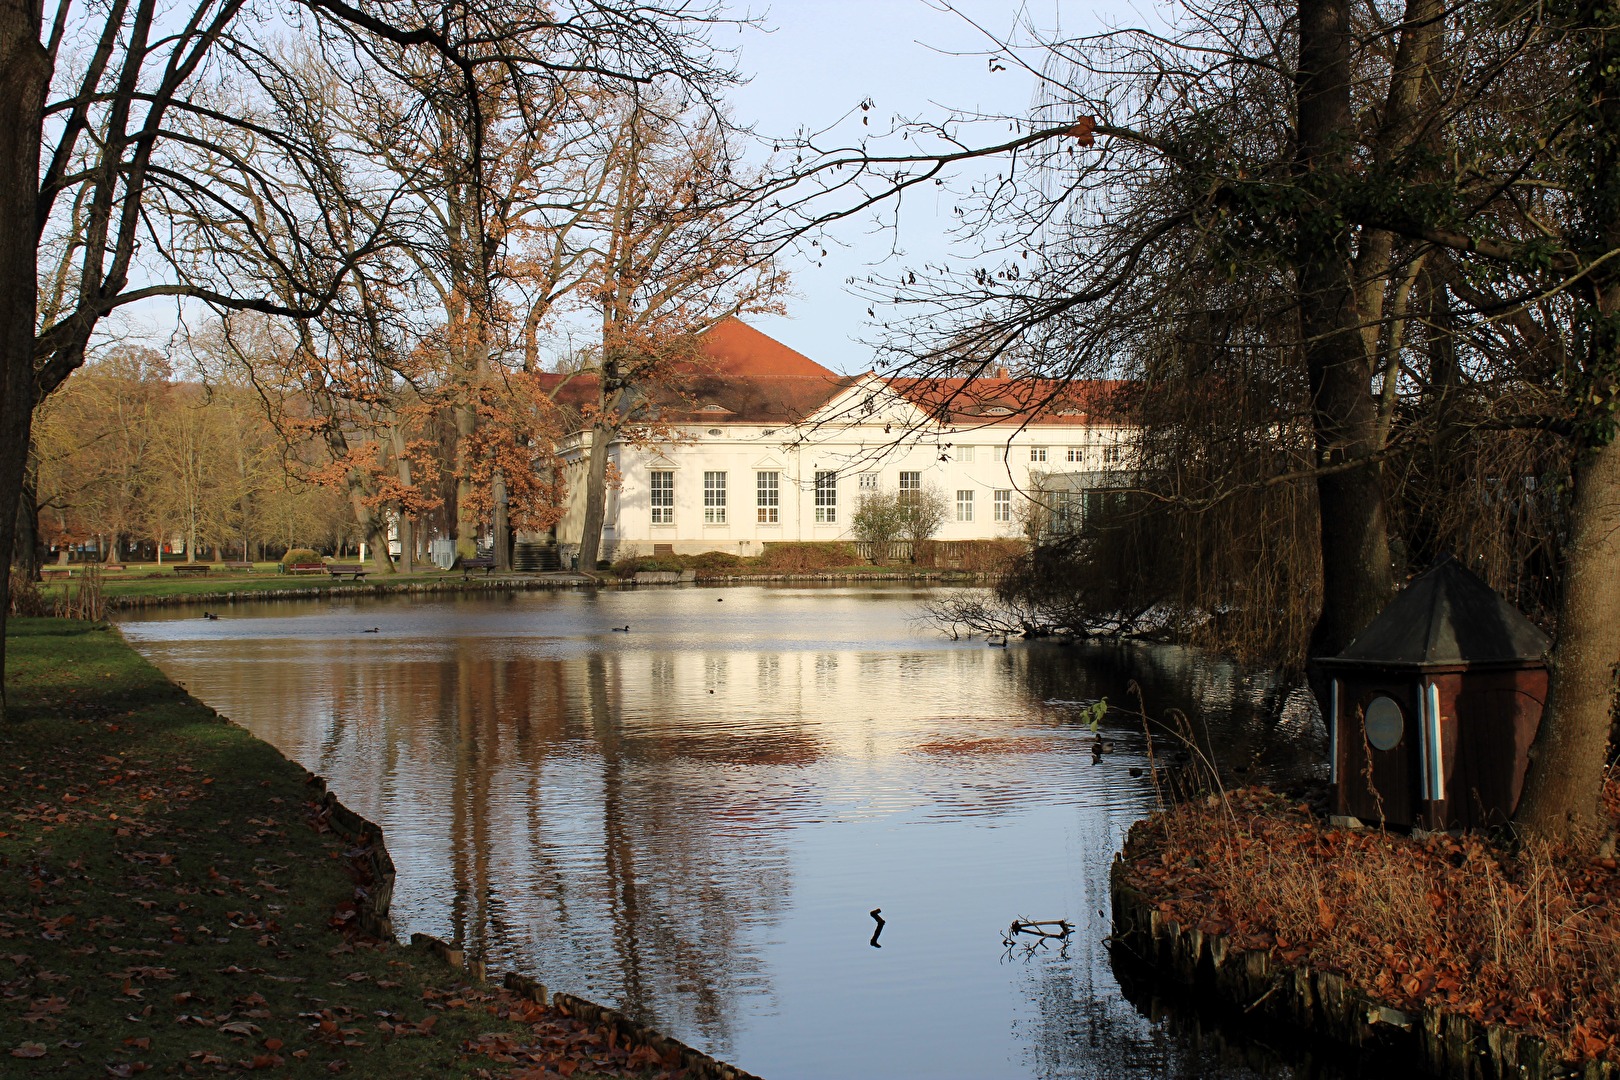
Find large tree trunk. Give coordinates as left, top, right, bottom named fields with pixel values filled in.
left=12, top=458, right=39, bottom=579
left=1295, top=0, right=1395, bottom=660
left=576, top=420, right=613, bottom=572
left=1516, top=438, right=1620, bottom=841
left=0, top=0, right=48, bottom=714
left=492, top=469, right=510, bottom=572
left=453, top=400, right=479, bottom=560
left=1516, top=5, right=1620, bottom=846
left=390, top=426, right=414, bottom=574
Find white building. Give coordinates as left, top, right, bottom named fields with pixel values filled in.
left=549, top=321, right=1134, bottom=563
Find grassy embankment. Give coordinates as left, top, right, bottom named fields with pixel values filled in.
left=0, top=619, right=682, bottom=1078
left=1119, top=784, right=1620, bottom=1067
left=40, top=564, right=470, bottom=604
left=612, top=539, right=1020, bottom=580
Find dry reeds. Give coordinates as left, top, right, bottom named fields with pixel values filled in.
left=54, top=565, right=106, bottom=621
left=1122, top=781, right=1620, bottom=1063
left=8, top=569, right=51, bottom=616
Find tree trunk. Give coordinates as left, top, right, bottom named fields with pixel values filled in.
left=1516, top=438, right=1620, bottom=842
left=344, top=476, right=391, bottom=574
left=390, top=426, right=415, bottom=574
left=1516, top=3, right=1620, bottom=846
left=0, top=0, right=49, bottom=715
left=1295, top=0, right=1395, bottom=660
left=453, top=401, right=479, bottom=559
left=12, top=458, right=39, bottom=579
left=577, top=420, right=614, bottom=571
left=492, top=469, right=510, bottom=572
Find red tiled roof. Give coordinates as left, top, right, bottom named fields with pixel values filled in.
left=696, top=318, right=837, bottom=378
left=538, top=321, right=1125, bottom=428
left=887, top=377, right=1130, bottom=427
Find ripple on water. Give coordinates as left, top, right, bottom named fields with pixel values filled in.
left=119, top=586, right=1329, bottom=1080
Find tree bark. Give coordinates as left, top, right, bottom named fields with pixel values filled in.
left=453, top=400, right=479, bottom=559
left=1515, top=0, right=1620, bottom=845
left=12, top=457, right=39, bottom=579
left=492, top=468, right=510, bottom=571
left=576, top=419, right=613, bottom=571
left=1295, top=0, right=1396, bottom=659
left=1517, top=438, right=1620, bottom=841
left=0, top=0, right=48, bottom=714
left=390, top=425, right=414, bottom=573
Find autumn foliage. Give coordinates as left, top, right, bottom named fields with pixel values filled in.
left=1119, top=783, right=1620, bottom=1065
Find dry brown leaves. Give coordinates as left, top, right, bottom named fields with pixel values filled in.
left=1121, top=782, right=1620, bottom=1066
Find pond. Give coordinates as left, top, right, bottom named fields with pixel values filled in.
left=120, top=584, right=1340, bottom=1079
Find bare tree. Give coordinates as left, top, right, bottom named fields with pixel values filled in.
left=0, top=0, right=742, bottom=712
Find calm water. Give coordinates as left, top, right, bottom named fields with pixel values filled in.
left=120, top=584, right=1337, bottom=1080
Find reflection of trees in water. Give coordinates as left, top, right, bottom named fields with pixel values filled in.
left=1009, top=643, right=1324, bottom=785
left=1097, top=953, right=1376, bottom=1080
left=263, top=640, right=800, bottom=1057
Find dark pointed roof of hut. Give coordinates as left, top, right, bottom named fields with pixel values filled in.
left=1333, top=556, right=1550, bottom=667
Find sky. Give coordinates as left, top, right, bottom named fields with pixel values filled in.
left=107, top=0, right=1154, bottom=375
left=720, top=0, right=1147, bottom=373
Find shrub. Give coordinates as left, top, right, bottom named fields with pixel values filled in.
left=611, top=555, right=685, bottom=577
left=279, top=548, right=322, bottom=568
left=688, top=550, right=745, bottom=571
left=8, top=569, right=49, bottom=616
left=756, top=542, right=860, bottom=572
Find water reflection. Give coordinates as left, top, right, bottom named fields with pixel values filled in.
left=121, top=585, right=1333, bottom=1079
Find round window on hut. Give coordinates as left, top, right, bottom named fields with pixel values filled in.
left=1363, top=696, right=1405, bottom=751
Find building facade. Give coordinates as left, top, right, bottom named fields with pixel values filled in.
left=550, top=321, right=1133, bottom=563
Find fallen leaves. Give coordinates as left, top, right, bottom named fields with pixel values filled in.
left=1123, top=782, right=1620, bottom=1065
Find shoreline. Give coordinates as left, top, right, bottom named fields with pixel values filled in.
left=1, top=617, right=764, bottom=1079
left=1109, top=788, right=1620, bottom=1079
left=101, top=568, right=983, bottom=610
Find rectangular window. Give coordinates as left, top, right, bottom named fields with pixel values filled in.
left=858, top=473, right=879, bottom=491
left=756, top=471, right=780, bottom=524
left=955, top=445, right=975, bottom=463
left=703, top=471, right=727, bottom=524
left=899, top=471, right=921, bottom=493
left=956, top=489, right=974, bottom=522
left=1102, top=445, right=1122, bottom=463
left=993, top=489, right=1013, bottom=522
left=1066, top=447, right=1084, bottom=463
left=1030, top=447, right=1048, bottom=463
left=649, top=471, right=674, bottom=525
left=814, top=471, right=837, bottom=523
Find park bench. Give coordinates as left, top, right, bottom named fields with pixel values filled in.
left=460, top=555, right=496, bottom=579
left=284, top=562, right=326, bottom=575
left=224, top=561, right=255, bottom=572
left=172, top=564, right=211, bottom=575
left=327, top=563, right=368, bottom=581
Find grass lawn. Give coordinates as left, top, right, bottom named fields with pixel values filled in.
left=40, top=567, right=470, bottom=603
left=0, top=620, right=683, bottom=1078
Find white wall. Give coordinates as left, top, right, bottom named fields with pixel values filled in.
left=591, top=420, right=1132, bottom=557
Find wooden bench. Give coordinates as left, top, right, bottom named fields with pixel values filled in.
left=327, top=563, right=368, bottom=581
left=283, top=562, right=326, bottom=575
left=224, top=561, right=255, bottom=572
left=172, top=564, right=211, bottom=575
left=460, top=555, right=496, bottom=579
left=41, top=567, right=71, bottom=579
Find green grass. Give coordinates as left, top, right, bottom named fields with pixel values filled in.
left=0, top=620, right=664, bottom=1078
left=41, top=568, right=460, bottom=602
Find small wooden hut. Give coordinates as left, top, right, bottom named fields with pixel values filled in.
left=1316, top=556, right=1550, bottom=831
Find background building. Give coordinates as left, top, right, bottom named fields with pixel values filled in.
left=549, top=321, right=1133, bottom=563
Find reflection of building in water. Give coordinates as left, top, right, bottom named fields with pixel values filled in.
left=125, top=587, right=1350, bottom=1079
left=210, top=640, right=802, bottom=1053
